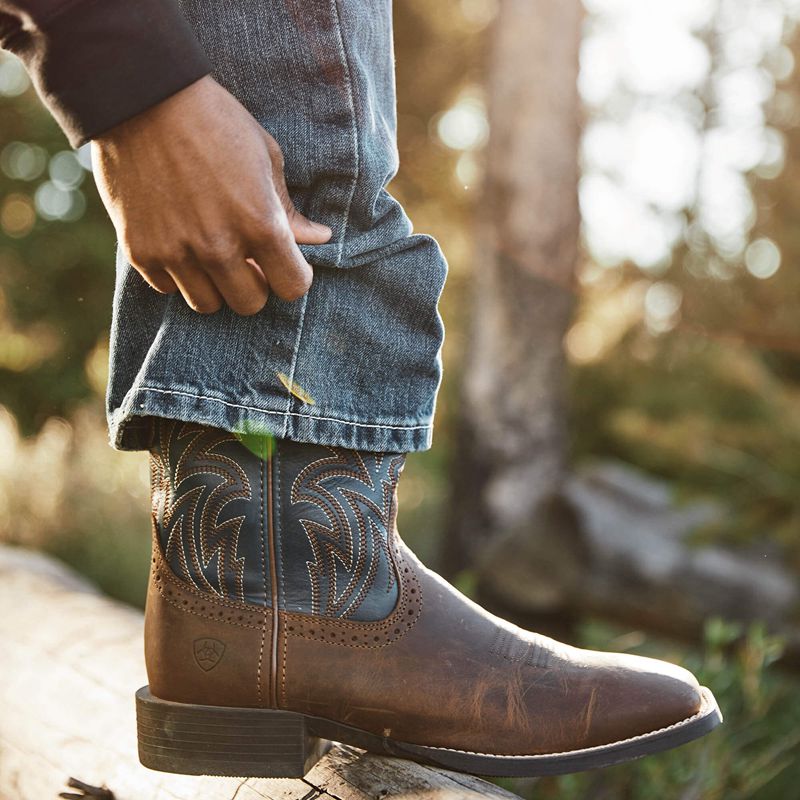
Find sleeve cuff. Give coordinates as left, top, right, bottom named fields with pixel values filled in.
left=11, top=0, right=213, bottom=148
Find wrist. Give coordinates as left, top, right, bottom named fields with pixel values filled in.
left=93, top=75, right=216, bottom=148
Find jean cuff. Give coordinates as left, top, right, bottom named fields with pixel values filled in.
left=108, top=386, right=433, bottom=454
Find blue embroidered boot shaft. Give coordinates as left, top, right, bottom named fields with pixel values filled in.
left=149, top=417, right=405, bottom=619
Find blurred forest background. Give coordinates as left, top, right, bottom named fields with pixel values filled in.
left=1, top=0, right=800, bottom=797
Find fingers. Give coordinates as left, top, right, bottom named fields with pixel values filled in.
left=123, top=242, right=179, bottom=296
left=254, top=172, right=327, bottom=300
left=271, top=171, right=332, bottom=245
left=166, top=261, right=224, bottom=314
left=201, top=254, right=270, bottom=316
left=286, top=206, right=333, bottom=245
left=141, top=269, right=179, bottom=295
left=247, top=209, right=314, bottom=302
left=262, top=126, right=332, bottom=245
left=126, top=237, right=269, bottom=315
left=135, top=226, right=315, bottom=310
left=119, top=124, right=328, bottom=314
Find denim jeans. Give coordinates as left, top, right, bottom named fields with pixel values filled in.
left=106, top=0, right=447, bottom=453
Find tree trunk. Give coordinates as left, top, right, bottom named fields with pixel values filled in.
left=443, top=0, right=581, bottom=574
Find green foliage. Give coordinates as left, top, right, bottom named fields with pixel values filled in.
left=570, top=326, right=800, bottom=564
left=45, top=522, right=151, bottom=608
left=0, top=54, right=116, bottom=435
left=0, top=407, right=151, bottom=608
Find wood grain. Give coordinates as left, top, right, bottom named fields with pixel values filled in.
left=0, top=545, right=519, bottom=800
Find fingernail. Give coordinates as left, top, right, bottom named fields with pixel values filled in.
left=313, top=222, right=332, bottom=234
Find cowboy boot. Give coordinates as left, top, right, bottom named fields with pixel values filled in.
left=136, top=419, right=721, bottom=778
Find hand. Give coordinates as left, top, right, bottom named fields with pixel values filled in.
left=91, top=75, right=332, bottom=315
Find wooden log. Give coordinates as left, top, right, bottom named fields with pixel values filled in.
left=0, top=545, right=519, bottom=800
left=476, top=461, right=800, bottom=665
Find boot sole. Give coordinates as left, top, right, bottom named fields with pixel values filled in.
left=136, top=684, right=722, bottom=778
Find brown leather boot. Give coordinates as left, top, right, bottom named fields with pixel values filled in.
left=136, top=419, right=721, bottom=778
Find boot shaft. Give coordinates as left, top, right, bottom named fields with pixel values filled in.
left=149, top=418, right=406, bottom=621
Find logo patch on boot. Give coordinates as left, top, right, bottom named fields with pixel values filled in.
left=193, top=637, right=226, bottom=671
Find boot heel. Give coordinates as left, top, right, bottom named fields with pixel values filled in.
left=135, top=686, right=331, bottom=778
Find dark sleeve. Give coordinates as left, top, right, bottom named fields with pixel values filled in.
left=0, top=0, right=212, bottom=148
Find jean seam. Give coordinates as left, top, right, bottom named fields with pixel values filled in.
left=281, top=292, right=309, bottom=439
left=330, top=0, right=360, bottom=265
left=276, top=0, right=357, bottom=435
left=134, top=386, right=432, bottom=431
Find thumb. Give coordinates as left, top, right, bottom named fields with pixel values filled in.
left=265, top=132, right=333, bottom=245
left=285, top=202, right=333, bottom=245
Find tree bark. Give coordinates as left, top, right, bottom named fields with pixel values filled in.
left=443, top=0, right=582, bottom=573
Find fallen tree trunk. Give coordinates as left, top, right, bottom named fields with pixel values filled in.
left=0, top=545, right=519, bottom=800
left=476, top=461, right=800, bottom=666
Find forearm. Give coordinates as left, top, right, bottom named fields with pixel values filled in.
left=0, top=0, right=211, bottom=147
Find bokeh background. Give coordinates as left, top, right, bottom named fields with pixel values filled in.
left=1, top=0, right=799, bottom=797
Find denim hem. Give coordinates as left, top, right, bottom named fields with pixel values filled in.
left=108, top=386, right=433, bottom=453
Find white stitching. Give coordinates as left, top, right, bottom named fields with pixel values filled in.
left=134, top=386, right=432, bottom=432
left=256, top=436, right=268, bottom=705
left=282, top=292, right=309, bottom=439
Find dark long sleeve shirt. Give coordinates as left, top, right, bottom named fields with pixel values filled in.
left=0, top=0, right=212, bottom=147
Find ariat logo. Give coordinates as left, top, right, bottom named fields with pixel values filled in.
left=193, top=637, right=225, bottom=671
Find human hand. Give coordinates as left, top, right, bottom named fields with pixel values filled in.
left=91, top=75, right=331, bottom=315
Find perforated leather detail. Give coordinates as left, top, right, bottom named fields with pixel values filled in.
left=151, top=533, right=266, bottom=630
left=281, top=519, right=422, bottom=648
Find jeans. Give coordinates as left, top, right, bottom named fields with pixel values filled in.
left=106, top=0, right=448, bottom=453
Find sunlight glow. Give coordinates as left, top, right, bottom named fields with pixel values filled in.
left=436, top=95, right=489, bottom=151
left=579, top=0, right=798, bottom=270
left=744, top=237, right=781, bottom=279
